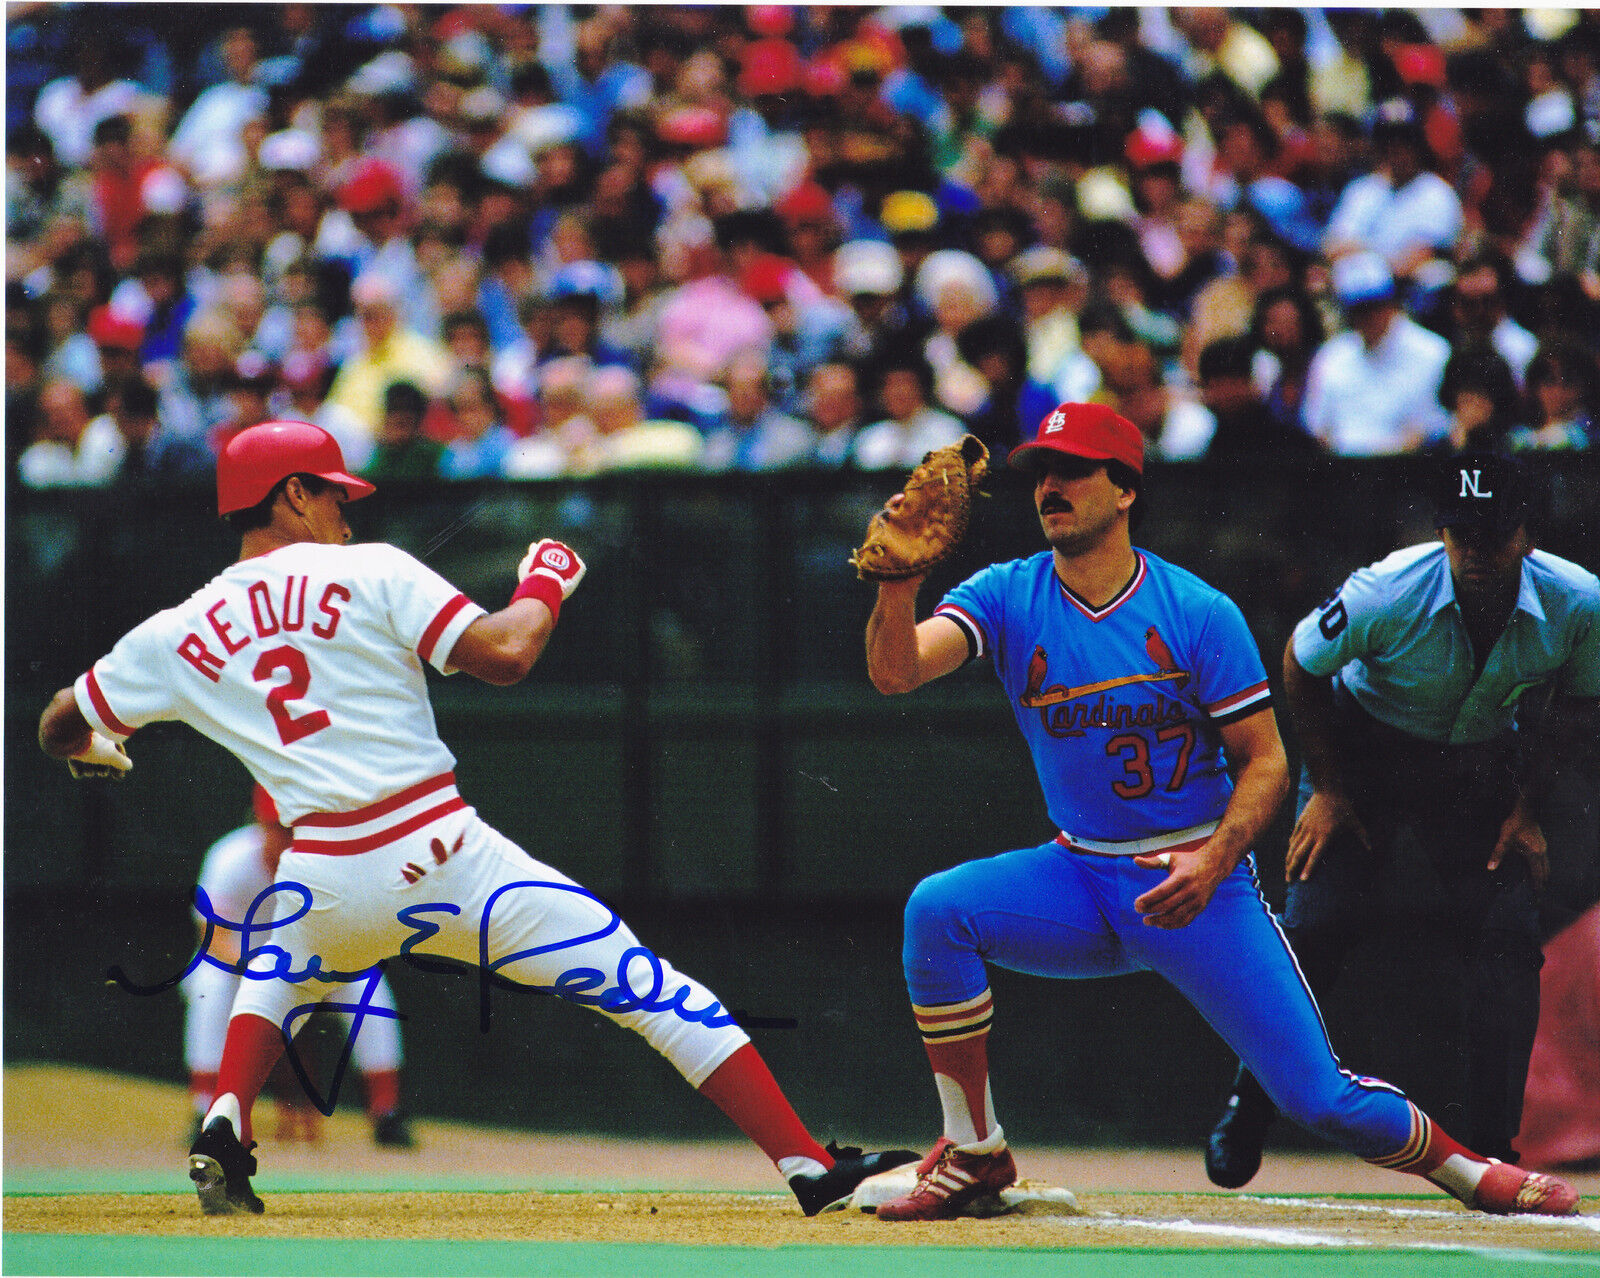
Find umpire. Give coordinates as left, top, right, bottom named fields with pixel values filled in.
left=1207, top=451, right=1600, bottom=1184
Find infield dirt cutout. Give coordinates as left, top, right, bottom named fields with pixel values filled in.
left=6, top=1065, right=1597, bottom=1251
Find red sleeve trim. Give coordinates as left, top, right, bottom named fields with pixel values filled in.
left=85, top=668, right=136, bottom=737
left=418, top=593, right=472, bottom=665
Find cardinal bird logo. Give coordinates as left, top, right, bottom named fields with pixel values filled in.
left=1019, top=637, right=1192, bottom=708
left=1145, top=626, right=1190, bottom=690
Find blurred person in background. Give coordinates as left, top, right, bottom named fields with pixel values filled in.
left=362, top=380, right=444, bottom=483
left=1435, top=343, right=1523, bottom=454
left=1509, top=339, right=1596, bottom=452
left=1446, top=254, right=1538, bottom=388
left=1302, top=252, right=1450, bottom=454
left=574, top=364, right=703, bottom=474
left=802, top=361, right=865, bottom=468
left=1247, top=284, right=1327, bottom=439
left=701, top=350, right=815, bottom=473
left=323, top=272, right=453, bottom=446
left=1011, top=246, right=1100, bottom=406
left=439, top=366, right=517, bottom=480
left=18, top=376, right=123, bottom=488
left=852, top=348, right=967, bottom=471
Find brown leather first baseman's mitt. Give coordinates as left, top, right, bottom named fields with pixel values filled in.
left=850, top=435, right=989, bottom=581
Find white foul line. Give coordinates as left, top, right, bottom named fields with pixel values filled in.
left=1244, top=1196, right=1600, bottom=1234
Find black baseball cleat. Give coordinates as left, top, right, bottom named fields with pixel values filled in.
left=188, top=1116, right=265, bottom=1215
left=372, top=1110, right=416, bottom=1149
left=1205, top=1087, right=1277, bottom=1189
left=788, top=1141, right=920, bottom=1216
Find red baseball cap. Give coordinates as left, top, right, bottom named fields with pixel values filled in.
left=1008, top=402, right=1145, bottom=474
left=87, top=305, right=145, bottom=351
left=339, top=159, right=403, bottom=214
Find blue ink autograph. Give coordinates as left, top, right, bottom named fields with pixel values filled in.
left=106, top=879, right=739, bottom=1117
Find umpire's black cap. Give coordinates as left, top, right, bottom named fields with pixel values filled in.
left=1432, top=451, right=1531, bottom=541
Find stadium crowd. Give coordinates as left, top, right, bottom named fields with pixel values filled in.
left=8, top=4, right=1600, bottom=490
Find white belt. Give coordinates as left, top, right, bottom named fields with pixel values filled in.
left=1054, top=819, right=1219, bottom=857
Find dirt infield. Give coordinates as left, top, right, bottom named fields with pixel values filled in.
left=6, top=1065, right=1598, bottom=1253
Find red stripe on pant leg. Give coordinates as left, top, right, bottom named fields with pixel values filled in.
left=697, top=1043, right=831, bottom=1168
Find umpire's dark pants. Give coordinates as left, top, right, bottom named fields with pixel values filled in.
left=1280, top=686, right=1543, bottom=1163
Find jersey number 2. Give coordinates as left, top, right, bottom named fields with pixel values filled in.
left=253, top=646, right=331, bottom=745
left=1106, top=724, right=1195, bottom=798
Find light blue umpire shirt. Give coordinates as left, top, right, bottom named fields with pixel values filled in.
left=1292, top=542, right=1600, bottom=745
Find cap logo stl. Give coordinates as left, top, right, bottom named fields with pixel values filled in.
left=1459, top=468, right=1492, bottom=499
left=1045, top=410, right=1066, bottom=433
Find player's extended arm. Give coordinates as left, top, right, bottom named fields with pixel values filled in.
left=865, top=578, right=971, bottom=695
left=1133, top=706, right=1289, bottom=929
left=1282, top=642, right=1371, bottom=882
left=446, top=539, right=586, bottom=686
left=38, top=687, right=134, bottom=777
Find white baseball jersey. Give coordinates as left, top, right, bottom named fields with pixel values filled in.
left=74, top=542, right=485, bottom=824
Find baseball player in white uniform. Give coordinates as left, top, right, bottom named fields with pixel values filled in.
left=183, top=785, right=412, bottom=1148
left=39, top=420, right=914, bottom=1216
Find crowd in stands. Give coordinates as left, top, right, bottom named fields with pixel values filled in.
left=9, top=4, right=1599, bottom=493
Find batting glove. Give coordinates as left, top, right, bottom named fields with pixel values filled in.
left=511, top=538, right=586, bottom=622
left=68, top=731, right=132, bottom=780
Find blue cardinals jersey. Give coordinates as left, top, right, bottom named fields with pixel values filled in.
left=935, top=550, right=1272, bottom=842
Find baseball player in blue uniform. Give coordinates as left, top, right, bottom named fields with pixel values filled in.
left=1207, top=451, right=1600, bottom=1187
left=862, top=404, right=1580, bottom=1220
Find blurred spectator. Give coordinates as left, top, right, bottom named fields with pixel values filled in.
left=99, top=373, right=211, bottom=484
left=702, top=350, right=814, bottom=472
left=1248, top=284, right=1328, bottom=436
left=955, top=313, right=1057, bottom=455
left=803, top=361, right=866, bottom=468
left=575, top=364, right=703, bottom=474
left=1196, top=333, right=1318, bottom=460
left=505, top=355, right=593, bottom=479
left=167, top=26, right=268, bottom=190
left=1323, top=99, right=1462, bottom=287
left=32, top=33, right=145, bottom=170
left=1302, top=252, right=1450, bottom=454
left=323, top=273, right=453, bottom=443
left=157, top=309, right=244, bottom=453
left=439, top=367, right=517, bottom=480
left=1012, top=247, right=1099, bottom=405
left=852, top=350, right=966, bottom=470
left=1446, top=253, right=1538, bottom=386
left=18, top=377, right=121, bottom=487
left=217, top=351, right=278, bottom=445
left=1509, top=340, right=1596, bottom=451
left=651, top=218, right=774, bottom=420
left=1435, top=341, right=1523, bottom=453
left=1183, top=228, right=1300, bottom=380
left=914, top=248, right=999, bottom=420
left=363, top=381, right=443, bottom=483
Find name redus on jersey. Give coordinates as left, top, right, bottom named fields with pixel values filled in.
left=176, top=574, right=351, bottom=682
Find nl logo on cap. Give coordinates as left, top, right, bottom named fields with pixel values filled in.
left=1459, top=467, right=1492, bottom=499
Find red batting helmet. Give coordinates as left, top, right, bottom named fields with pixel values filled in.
left=216, top=420, right=376, bottom=515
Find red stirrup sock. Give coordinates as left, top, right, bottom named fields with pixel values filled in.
left=189, top=1071, right=219, bottom=1115
left=914, top=991, right=1001, bottom=1148
left=1366, top=1102, right=1489, bottom=1201
left=697, top=1043, right=832, bottom=1169
left=363, top=1068, right=401, bottom=1120
left=212, top=1013, right=288, bottom=1145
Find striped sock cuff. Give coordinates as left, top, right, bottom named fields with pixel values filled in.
left=912, top=990, right=994, bottom=1044
left=1367, top=1102, right=1434, bottom=1172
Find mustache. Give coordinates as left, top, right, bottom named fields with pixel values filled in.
left=1039, top=498, right=1073, bottom=514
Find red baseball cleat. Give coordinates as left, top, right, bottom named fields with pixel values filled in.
left=1472, top=1162, right=1580, bottom=1216
left=876, top=1138, right=1018, bottom=1221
